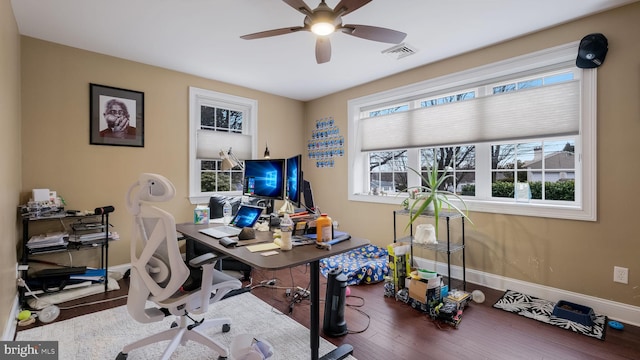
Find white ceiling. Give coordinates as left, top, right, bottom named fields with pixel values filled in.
left=11, top=0, right=637, bottom=101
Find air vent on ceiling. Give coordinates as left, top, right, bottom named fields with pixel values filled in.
left=382, top=43, right=417, bottom=59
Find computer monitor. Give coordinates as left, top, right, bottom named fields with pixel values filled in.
left=302, top=179, right=315, bottom=211
left=243, top=158, right=286, bottom=201
left=286, top=154, right=302, bottom=209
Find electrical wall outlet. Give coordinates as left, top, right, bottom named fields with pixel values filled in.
left=613, top=266, right=628, bottom=284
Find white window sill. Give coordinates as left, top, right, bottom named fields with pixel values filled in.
left=349, top=193, right=595, bottom=221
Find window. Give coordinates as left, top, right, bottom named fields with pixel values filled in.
left=369, top=150, right=408, bottom=194
left=491, top=140, right=576, bottom=201
left=348, top=42, right=597, bottom=221
left=420, top=146, right=476, bottom=196
left=189, top=87, right=257, bottom=204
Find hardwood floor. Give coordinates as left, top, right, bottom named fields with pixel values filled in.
left=249, top=266, right=640, bottom=360
left=17, top=267, right=640, bottom=360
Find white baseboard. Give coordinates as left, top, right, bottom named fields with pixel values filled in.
left=413, top=256, right=640, bottom=327
left=3, top=295, right=20, bottom=341
left=108, top=264, right=130, bottom=277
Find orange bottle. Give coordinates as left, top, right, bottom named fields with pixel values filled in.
left=316, top=213, right=333, bottom=242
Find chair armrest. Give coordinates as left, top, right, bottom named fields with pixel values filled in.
left=187, top=262, right=242, bottom=314
left=193, top=253, right=218, bottom=311
left=189, top=252, right=218, bottom=267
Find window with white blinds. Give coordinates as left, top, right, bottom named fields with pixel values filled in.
left=360, top=80, right=580, bottom=152
left=189, top=87, right=257, bottom=204
left=348, top=41, right=597, bottom=221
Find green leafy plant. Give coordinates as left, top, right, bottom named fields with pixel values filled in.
left=403, top=154, right=472, bottom=238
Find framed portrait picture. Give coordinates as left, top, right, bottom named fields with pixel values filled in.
left=90, top=83, right=144, bottom=147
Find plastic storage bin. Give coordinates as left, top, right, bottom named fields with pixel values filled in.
left=552, top=300, right=595, bottom=326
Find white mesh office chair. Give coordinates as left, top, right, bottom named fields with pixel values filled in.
left=118, top=173, right=242, bottom=360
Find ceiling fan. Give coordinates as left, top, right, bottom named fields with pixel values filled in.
left=240, top=0, right=407, bottom=64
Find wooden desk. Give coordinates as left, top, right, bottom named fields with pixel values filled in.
left=176, top=222, right=370, bottom=360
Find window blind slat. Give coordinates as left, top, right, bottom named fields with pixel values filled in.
left=196, top=130, right=252, bottom=160
left=360, top=81, right=579, bottom=151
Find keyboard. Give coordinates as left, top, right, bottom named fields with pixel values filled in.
left=199, top=226, right=241, bottom=239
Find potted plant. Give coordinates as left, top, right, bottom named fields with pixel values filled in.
left=401, top=188, right=422, bottom=210
left=402, top=153, right=472, bottom=238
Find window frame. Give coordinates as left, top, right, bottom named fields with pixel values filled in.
left=348, top=41, right=597, bottom=221
left=188, top=87, right=257, bottom=204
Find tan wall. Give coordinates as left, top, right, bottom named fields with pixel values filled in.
left=5, top=3, right=640, bottom=342
left=305, top=3, right=640, bottom=306
left=20, top=37, right=305, bottom=270
left=0, top=0, right=22, bottom=338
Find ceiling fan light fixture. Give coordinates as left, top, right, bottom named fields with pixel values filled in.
left=240, top=0, right=406, bottom=63
left=311, top=21, right=335, bottom=36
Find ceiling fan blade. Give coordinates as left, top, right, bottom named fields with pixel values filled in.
left=315, top=37, right=331, bottom=64
left=333, top=0, right=372, bottom=16
left=340, top=24, right=407, bottom=44
left=283, top=0, right=313, bottom=15
left=240, top=26, right=306, bottom=40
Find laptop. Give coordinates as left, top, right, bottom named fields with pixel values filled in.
left=198, top=204, right=263, bottom=239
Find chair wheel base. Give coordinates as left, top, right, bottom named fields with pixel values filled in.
left=116, top=352, right=128, bottom=360
left=222, top=323, right=231, bottom=333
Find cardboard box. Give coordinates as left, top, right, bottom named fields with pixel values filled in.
left=387, top=242, right=411, bottom=293
left=446, top=290, right=471, bottom=310
left=409, top=278, right=428, bottom=302
left=409, top=277, right=442, bottom=313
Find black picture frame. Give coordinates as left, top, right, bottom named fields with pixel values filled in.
left=90, top=83, right=144, bottom=147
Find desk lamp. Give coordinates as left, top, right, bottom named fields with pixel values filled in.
left=220, top=148, right=243, bottom=171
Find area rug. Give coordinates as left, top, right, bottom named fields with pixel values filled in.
left=493, top=289, right=606, bottom=340
left=16, top=292, right=357, bottom=360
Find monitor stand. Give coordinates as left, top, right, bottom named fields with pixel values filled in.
left=278, top=199, right=295, bottom=215
left=255, top=199, right=275, bottom=215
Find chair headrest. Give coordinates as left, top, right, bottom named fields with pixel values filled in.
left=126, top=173, right=176, bottom=214
left=138, top=173, right=175, bottom=202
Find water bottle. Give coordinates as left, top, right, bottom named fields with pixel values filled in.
left=223, top=200, right=232, bottom=225
left=280, top=213, right=294, bottom=251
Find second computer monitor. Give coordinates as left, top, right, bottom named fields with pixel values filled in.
left=286, top=154, right=302, bottom=209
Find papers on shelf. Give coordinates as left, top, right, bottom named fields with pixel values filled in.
left=67, top=231, right=118, bottom=244
left=27, top=232, right=68, bottom=249
left=71, top=222, right=105, bottom=232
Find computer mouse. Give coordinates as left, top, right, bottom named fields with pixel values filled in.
left=219, top=237, right=238, bottom=248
